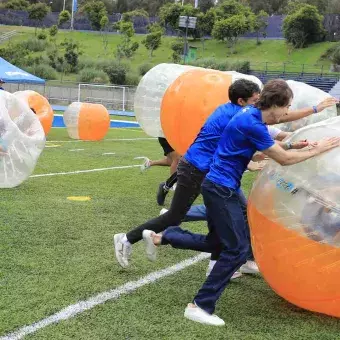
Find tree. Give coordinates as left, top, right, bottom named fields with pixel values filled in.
left=159, top=3, right=183, bottom=31
left=212, top=14, right=253, bottom=53
left=284, top=0, right=328, bottom=15
left=215, top=0, right=254, bottom=20
left=326, top=0, right=340, bottom=14
left=283, top=4, right=326, bottom=48
left=253, top=10, right=268, bottom=45
left=171, top=40, right=184, bottom=62
left=5, top=0, right=29, bottom=10
left=198, top=0, right=215, bottom=13
left=159, top=3, right=201, bottom=38
left=58, top=10, right=71, bottom=27
left=121, top=9, right=149, bottom=22
left=142, top=24, right=163, bottom=58
left=28, top=2, right=50, bottom=36
left=115, top=21, right=139, bottom=59
left=49, top=25, right=58, bottom=45
left=115, top=0, right=128, bottom=13
left=61, top=39, right=82, bottom=73
left=196, top=8, right=216, bottom=50
left=100, top=15, right=110, bottom=55
left=83, top=1, right=108, bottom=31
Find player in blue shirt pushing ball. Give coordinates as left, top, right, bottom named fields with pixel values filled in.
left=142, top=79, right=340, bottom=326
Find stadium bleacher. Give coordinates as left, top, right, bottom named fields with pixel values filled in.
left=249, top=71, right=339, bottom=93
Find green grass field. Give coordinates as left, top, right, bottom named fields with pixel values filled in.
left=1, top=128, right=340, bottom=339
left=1, top=25, right=338, bottom=82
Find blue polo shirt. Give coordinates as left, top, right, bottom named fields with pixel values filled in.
left=184, top=102, right=242, bottom=172
left=207, top=106, right=275, bottom=190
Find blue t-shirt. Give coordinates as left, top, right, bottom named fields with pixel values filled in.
left=207, top=106, right=275, bottom=190
left=184, top=102, right=241, bottom=172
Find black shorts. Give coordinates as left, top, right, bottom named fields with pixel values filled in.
left=158, top=137, right=174, bottom=156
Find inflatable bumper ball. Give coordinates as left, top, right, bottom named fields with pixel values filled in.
left=275, top=80, right=337, bottom=132
left=248, top=116, right=340, bottom=318
left=0, top=91, right=45, bottom=188
left=63, top=102, right=110, bottom=141
left=160, top=68, right=263, bottom=155
left=134, top=63, right=194, bottom=138
left=14, top=90, right=54, bottom=136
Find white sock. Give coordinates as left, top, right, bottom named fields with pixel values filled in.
left=122, top=235, right=131, bottom=246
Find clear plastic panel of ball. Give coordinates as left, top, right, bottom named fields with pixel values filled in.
left=0, top=91, right=45, bottom=188
left=224, top=71, right=263, bottom=89
left=252, top=120, right=340, bottom=248
left=134, top=63, right=194, bottom=137
left=275, top=80, right=337, bottom=132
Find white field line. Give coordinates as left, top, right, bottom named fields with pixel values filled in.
left=68, top=149, right=85, bottom=152
left=46, top=138, right=156, bottom=143
left=30, top=165, right=141, bottom=178
left=1, top=253, right=210, bottom=340
left=102, top=152, right=116, bottom=155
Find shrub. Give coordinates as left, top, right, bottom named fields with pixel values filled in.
left=125, top=72, right=140, bottom=86
left=331, top=47, right=340, bottom=65
left=78, top=68, right=109, bottom=83
left=138, top=63, right=153, bottom=76
left=18, top=38, right=47, bottom=52
left=24, top=64, right=57, bottom=80
left=319, top=45, right=339, bottom=60
left=78, top=58, right=114, bottom=71
left=37, top=30, right=47, bottom=40
left=103, top=61, right=130, bottom=85
left=188, top=58, right=250, bottom=74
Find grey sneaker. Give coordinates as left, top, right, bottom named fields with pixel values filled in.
left=113, top=233, right=132, bottom=268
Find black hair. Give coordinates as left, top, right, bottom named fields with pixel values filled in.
left=228, top=79, right=261, bottom=105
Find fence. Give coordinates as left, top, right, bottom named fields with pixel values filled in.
left=3, top=81, right=136, bottom=112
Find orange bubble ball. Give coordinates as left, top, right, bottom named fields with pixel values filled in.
left=248, top=186, right=340, bottom=318
left=14, top=90, right=54, bottom=135
left=160, top=69, right=232, bottom=154
left=64, top=103, right=110, bottom=141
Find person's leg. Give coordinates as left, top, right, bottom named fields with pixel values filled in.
left=159, top=226, right=219, bottom=253
left=182, top=204, right=207, bottom=222
left=186, top=180, right=250, bottom=322
left=157, top=171, right=178, bottom=206
left=126, top=159, right=205, bottom=244
left=149, top=157, right=171, bottom=167
left=167, top=150, right=181, bottom=175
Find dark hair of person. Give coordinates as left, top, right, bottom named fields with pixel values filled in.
left=256, top=79, right=293, bottom=110
left=228, top=79, right=261, bottom=105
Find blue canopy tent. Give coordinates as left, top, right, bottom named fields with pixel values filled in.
left=0, top=57, right=45, bottom=84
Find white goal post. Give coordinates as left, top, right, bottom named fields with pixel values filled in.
left=77, top=83, right=130, bottom=111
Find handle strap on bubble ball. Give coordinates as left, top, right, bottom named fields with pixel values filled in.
left=312, top=105, right=318, bottom=114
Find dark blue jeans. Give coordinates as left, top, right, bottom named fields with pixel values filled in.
left=163, top=178, right=250, bottom=314
left=165, top=190, right=254, bottom=261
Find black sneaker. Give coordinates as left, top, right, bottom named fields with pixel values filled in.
left=157, top=182, right=168, bottom=206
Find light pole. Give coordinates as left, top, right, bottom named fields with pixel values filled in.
left=71, top=0, right=74, bottom=30
left=63, top=0, right=66, bottom=11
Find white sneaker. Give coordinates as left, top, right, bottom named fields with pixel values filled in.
left=142, top=230, right=157, bottom=262
left=206, top=260, right=243, bottom=279
left=140, top=157, right=151, bottom=172
left=113, top=233, right=132, bottom=268
left=184, top=304, right=225, bottom=326
left=159, top=208, right=168, bottom=215
left=240, top=260, right=259, bottom=274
